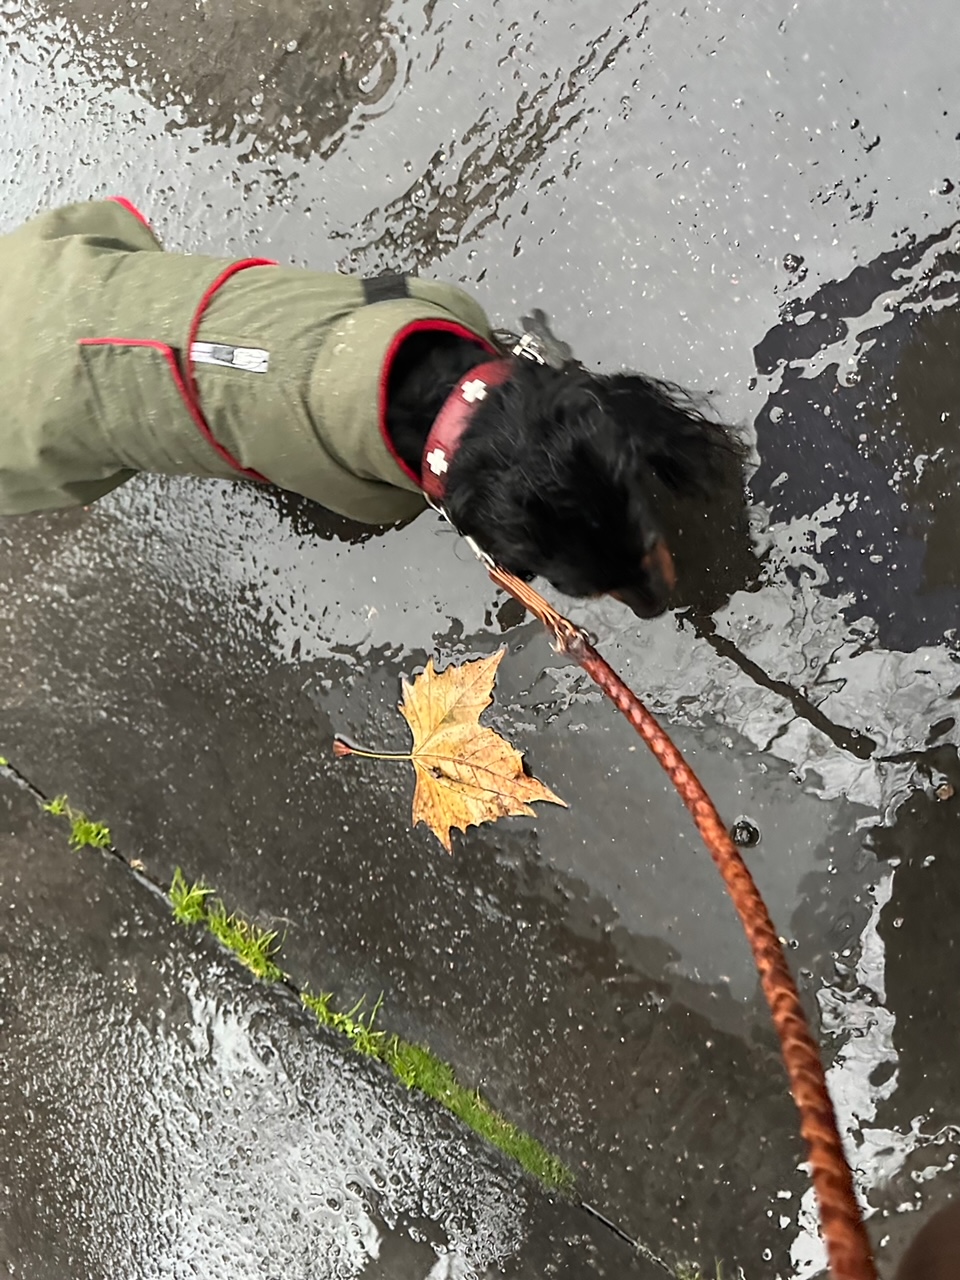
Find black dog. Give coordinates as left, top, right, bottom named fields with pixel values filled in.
left=0, top=200, right=745, bottom=617
left=386, top=323, right=744, bottom=617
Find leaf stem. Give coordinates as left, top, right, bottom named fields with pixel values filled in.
left=333, top=738, right=412, bottom=762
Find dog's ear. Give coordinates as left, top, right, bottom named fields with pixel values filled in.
left=598, top=373, right=743, bottom=497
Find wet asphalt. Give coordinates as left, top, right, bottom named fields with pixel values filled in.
left=1, top=0, right=960, bottom=1276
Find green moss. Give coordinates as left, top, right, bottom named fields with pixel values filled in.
left=676, top=1262, right=724, bottom=1280
left=301, top=990, right=573, bottom=1191
left=301, top=990, right=391, bottom=1058
left=169, top=867, right=214, bottom=924
left=205, top=900, right=286, bottom=982
left=170, top=868, right=571, bottom=1192
left=43, top=794, right=112, bottom=849
left=392, top=1035, right=572, bottom=1190
left=169, top=869, right=285, bottom=982
left=68, top=817, right=112, bottom=849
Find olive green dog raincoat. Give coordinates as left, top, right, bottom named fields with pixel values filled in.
left=0, top=199, right=495, bottom=521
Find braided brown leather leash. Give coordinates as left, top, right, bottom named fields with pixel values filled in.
left=486, top=562, right=878, bottom=1280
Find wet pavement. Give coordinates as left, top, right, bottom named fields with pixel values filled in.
left=0, top=769, right=649, bottom=1279
left=2, top=0, right=960, bottom=1276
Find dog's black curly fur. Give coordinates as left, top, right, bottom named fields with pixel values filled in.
left=387, top=330, right=745, bottom=617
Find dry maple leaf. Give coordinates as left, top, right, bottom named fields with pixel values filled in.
left=334, top=650, right=565, bottom=852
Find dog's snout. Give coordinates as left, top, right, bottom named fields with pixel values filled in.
left=610, top=586, right=666, bottom=619
left=610, top=538, right=677, bottom=619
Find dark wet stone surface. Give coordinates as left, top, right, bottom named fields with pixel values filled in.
left=29, top=0, right=398, bottom=164
left=0, top=770, right=658, bottom=1278
left=2, top=0, right=960, bottom=1275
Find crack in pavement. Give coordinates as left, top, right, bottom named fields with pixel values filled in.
left=684, top=612, right=879, bottom=761
left=0, top=757, right=675, bottom=1271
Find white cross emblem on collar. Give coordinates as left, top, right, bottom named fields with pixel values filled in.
left=461, top=378, right=488, bottom=403
left=426, top=447, right=449, bottom=476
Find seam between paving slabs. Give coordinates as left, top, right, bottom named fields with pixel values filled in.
left=1, top=760, right=574, bottom=1189
left=0, top=757, right=707, bottom=1277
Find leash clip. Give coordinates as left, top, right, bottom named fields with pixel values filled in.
left=463, top=534, right=495, bottom=570
left=511, top=309, right=576, bottom=370
left=511, top=332, right=548, bottom=365
left=427, top=497, right=496, bottom=569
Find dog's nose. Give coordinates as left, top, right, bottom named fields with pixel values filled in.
left=610, top=585, right=668, bottom=619
left=610, top=538, right=676, bottom=619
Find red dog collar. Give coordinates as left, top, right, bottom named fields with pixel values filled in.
left=420, top=360, right=512, bottom=504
